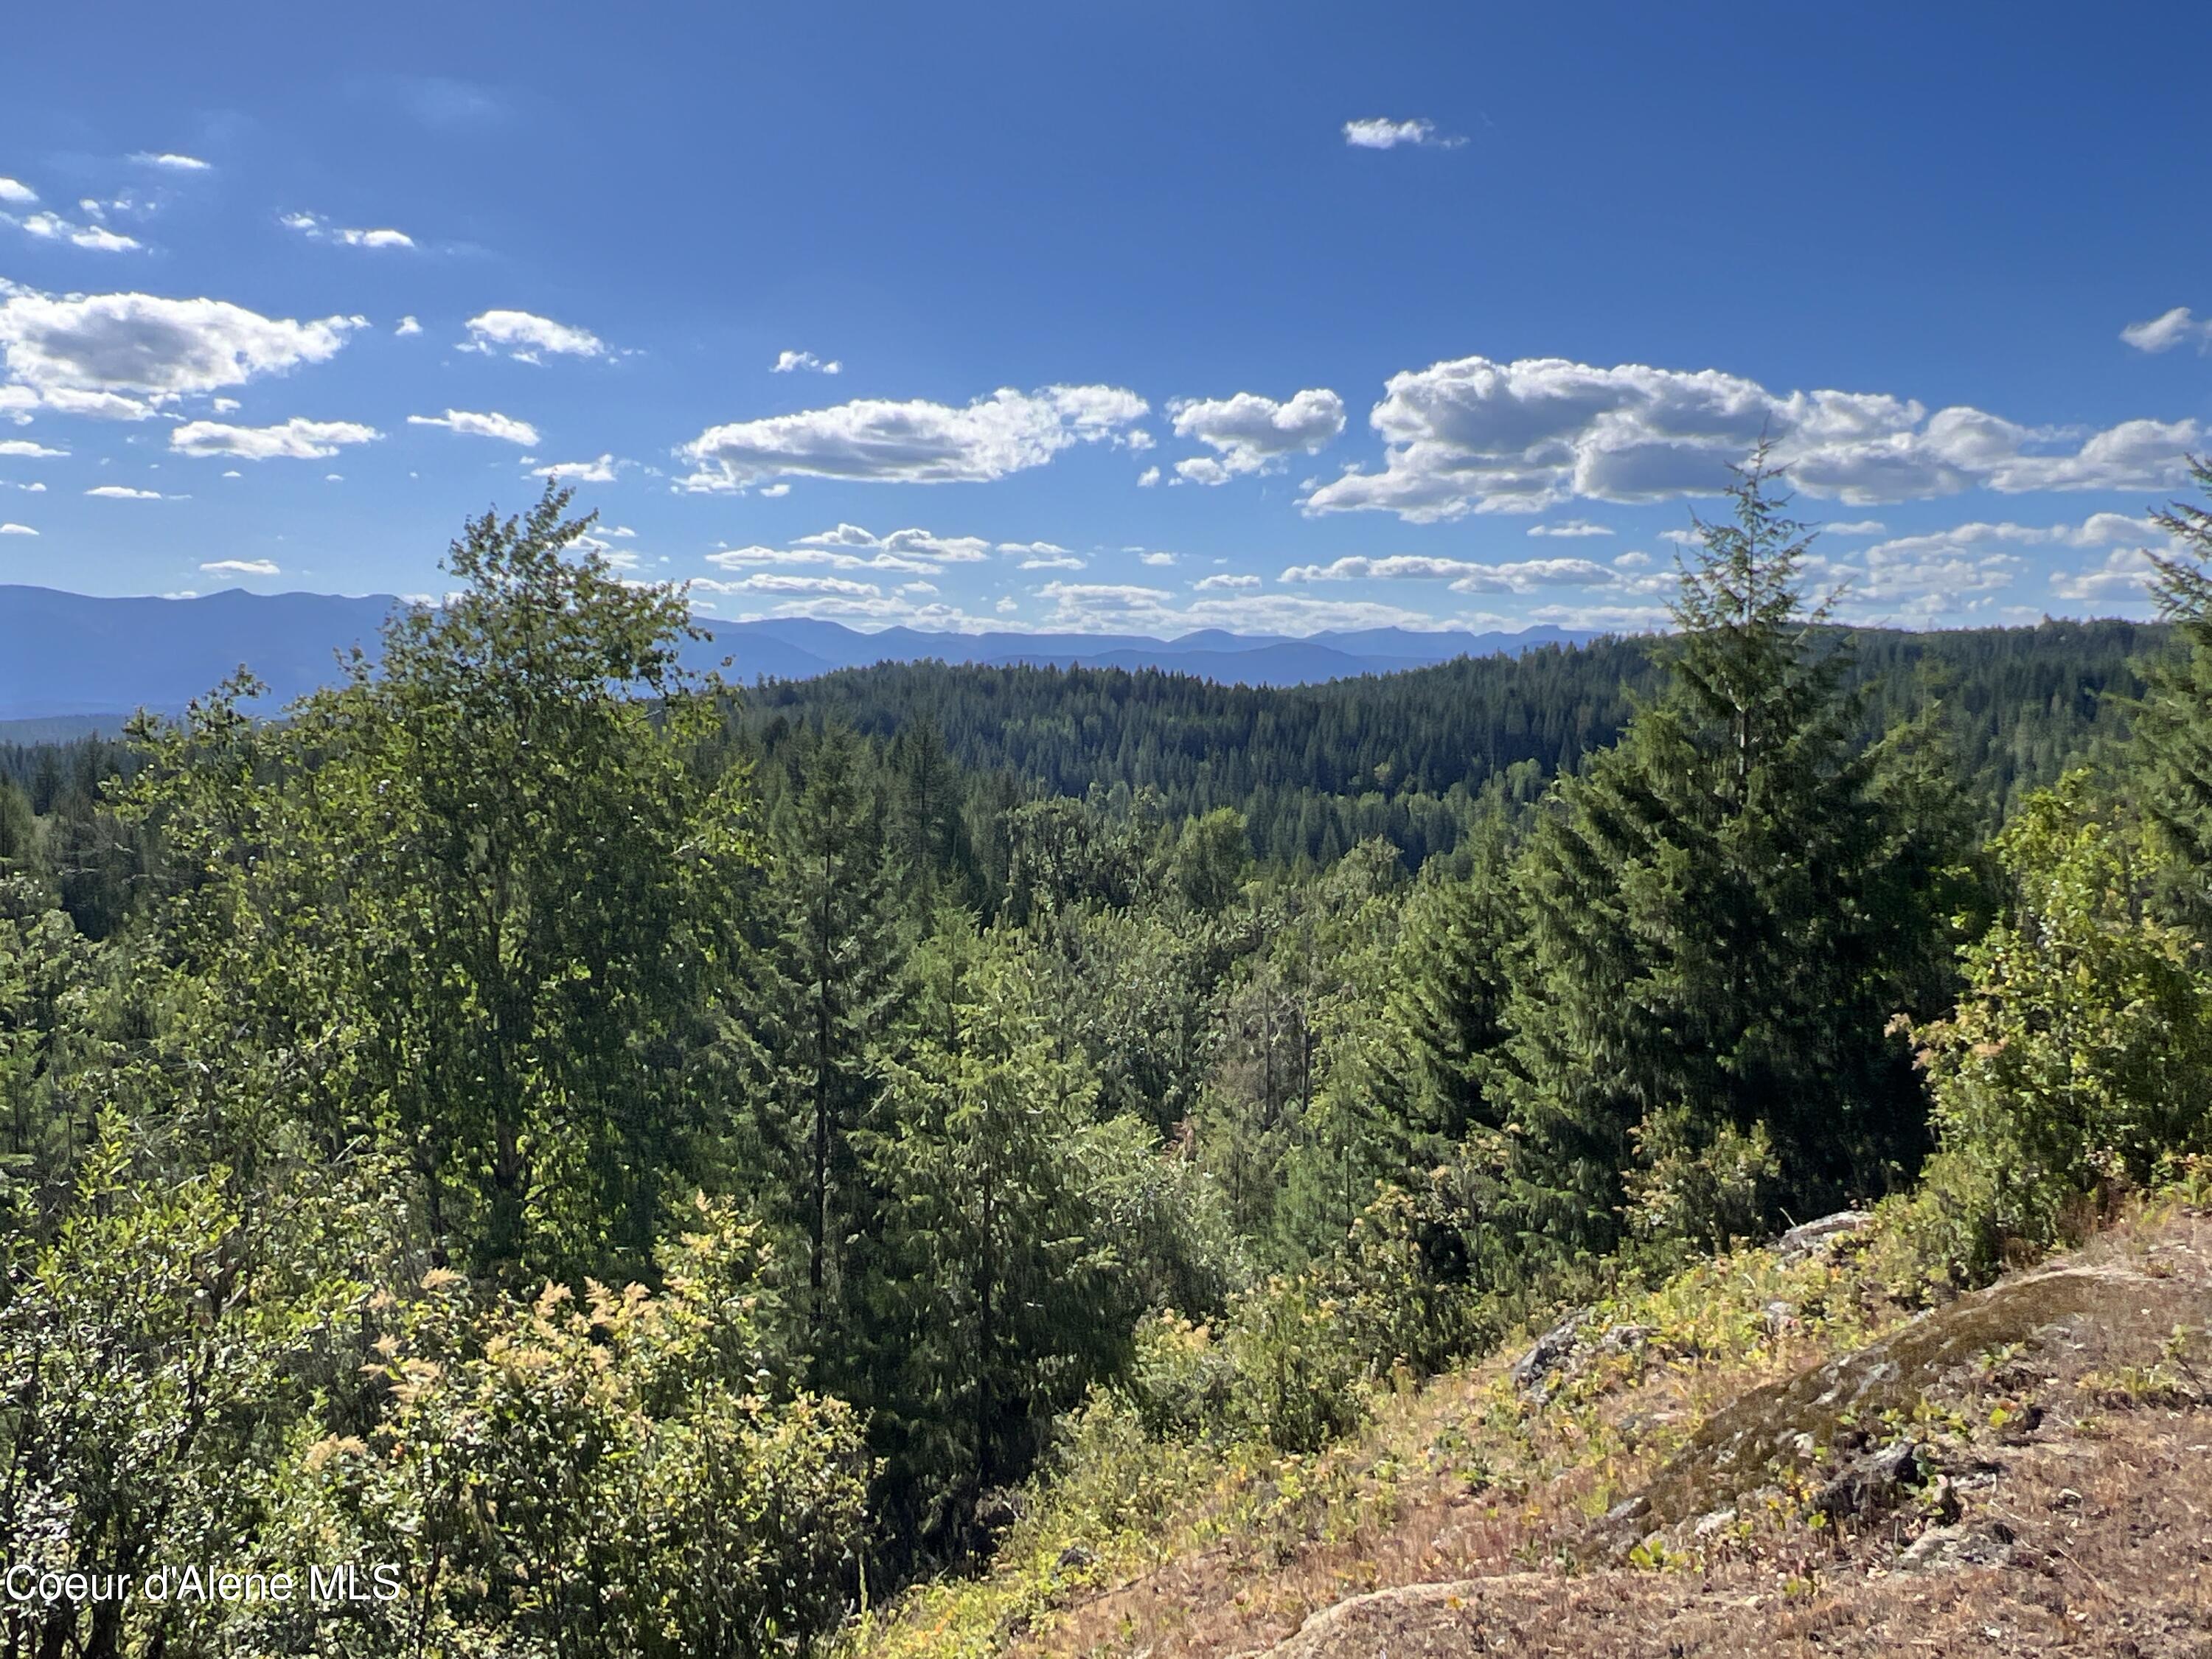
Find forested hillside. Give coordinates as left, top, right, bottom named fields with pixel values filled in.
left=4, top=462, right=2211, bottom=1658
left=744, top=617, right=2149, bottom=869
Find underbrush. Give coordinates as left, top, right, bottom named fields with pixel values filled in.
left=844, top=1207, right=1920, bottom=1658
left=848, top=1155, right=2212, bottom=1659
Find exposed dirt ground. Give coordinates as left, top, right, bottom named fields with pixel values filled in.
left=1021, top=1209, right=2212, bottom=1659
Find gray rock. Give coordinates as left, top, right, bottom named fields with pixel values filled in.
left=1812, top=1438, right=1921, bottom=1523
left=1508, top=1307, right=1590, bottom=1396
left=1773, top=1210, right=1874, bottom=1263
left=1897, top=1521, right=2015, bottom=1572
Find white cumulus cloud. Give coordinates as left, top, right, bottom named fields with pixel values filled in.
left=1280, top=553, right=1619, bottom=594
left=2051, top=546, right=2166, bottom=603
left=1343, top=117, right=1465, bottom=150
left=1814, top=512, right=2174, bottom=622
left=1303, top=354, right=2205, bottom=522
left=0, top=439, right=65, bottom=458
left=0, top=290, right=363, bottom=419
left=1035, top=580, right=1443, bottom=637
left=132, top=153, right=212, bottom=171
left=706, top=523, right=1004, bottom=577
left=408, top=408, right=538, bottom=445
left=706, top=544, right=939, bottom=577
left=1169, top=389, right=1345, bottom=485
left=794, top=524, right=992, bottom=562
left=200, top=559, right=281, bottom=577
left=2121, top=306, right=2209, bottom=353
left=86, top=484, right=165, bottom=498
left=773, top=350, right=842, bottom=375
left=172, top=417, right=382, bottom=460
left=0, top=522, right=35, bottom=535
left=678, top=383, right=1148, bottom=493
left=0, top=180, right=35, bottom=205
left=698, top=572, right=883, bottom=598
left=464, top=309, right=606, bottom=361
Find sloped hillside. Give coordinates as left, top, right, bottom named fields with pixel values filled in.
left=852, top=1197, right=2212, bottom=1658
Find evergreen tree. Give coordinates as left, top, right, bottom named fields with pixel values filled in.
left=0, top=778, right=34, bottom=873
left=748, top=723, right=905, bottom=1341
left=888, top=715, right=969, bottom=905
left=1502, top=451, right=1971, bottom=1256
left=1373, top=810, right=1518, bottom=1154
left=860, top=936, right=1122, bottom=1552
left=2130, top=457, right=2212, bottom=932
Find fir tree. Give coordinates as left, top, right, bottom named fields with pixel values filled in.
left=750, top=723, right=905, bottom=1340
left=861, top=936, right=1121, bottom=1552
left=2131, top=458, right=2212, bottom=932
left=1502, top=449, right=1970, bottom=1255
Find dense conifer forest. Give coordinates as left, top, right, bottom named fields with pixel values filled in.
left=4, top=458, right=2212, bottom=1656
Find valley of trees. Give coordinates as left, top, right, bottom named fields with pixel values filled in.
left=4, top=456, right=2212, bottom=1656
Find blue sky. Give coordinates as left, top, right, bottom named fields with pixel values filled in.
left=0, top=1, right=2208, bottom=636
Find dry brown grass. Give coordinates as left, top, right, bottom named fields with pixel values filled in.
left=1003, top=1206, right=2212, bottom=1659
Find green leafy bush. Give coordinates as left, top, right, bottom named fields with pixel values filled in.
left=1905, top=774, right=2212, bottom=1284
left=1223, top=1274, right=1370, bottom=1453
left=251, top=1199, right=869, bottom=1658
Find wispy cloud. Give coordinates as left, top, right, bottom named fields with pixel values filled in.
left=464, top=310, right=606, bottom=361
left=2121, top=305, right=2211, bottom=353
left=173, top=417, right=383, bottom=460
left=282, top=212, right=416, bottom=250
left=408, top=408, right=538, bottom=445
left=532, top=453, right=620, bottom=481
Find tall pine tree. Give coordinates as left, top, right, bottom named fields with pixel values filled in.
left=746, top=724, right=906, bottom=1342
left=1502, top=449, right=1971, bottom=1256
left=2129, top=458, right=2212, bottom=933
left=860, top=933, right=1122, bottom=1555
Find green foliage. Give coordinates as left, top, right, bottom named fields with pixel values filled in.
left=1121, top=1311, right=1237, bottom=1441
left=0, top=1125, right=408, bottom=1659
left=1623, top=1107, right=1783, bottom=1251
left=745, top=720, right=905, bottom=1338
left=1166, top=807, right=1252, bottom=914
left=0, top=776, right=34, bottom=871
left=1223, top=1273, right=1371, bottom=1453
left=1907, top=773, right=2212, bottom=1283
left=862, top=938, right=1129, bottom=1550
left=15, top=459, right=2212, bottom=1655
left=2131, top=454, right=2212, bottom=935
left=251, top=1203, right=868, bottom=1659
left=1503, top=453, right=1977, bottom=1259
left=0, top=870, right=99, bottom=1180
left=121, top=486, right=755, bottom=1285
left=747, top=620, right=2152, bottom=869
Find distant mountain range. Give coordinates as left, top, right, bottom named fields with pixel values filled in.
left=0, top=585, right=1601, bottom=731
